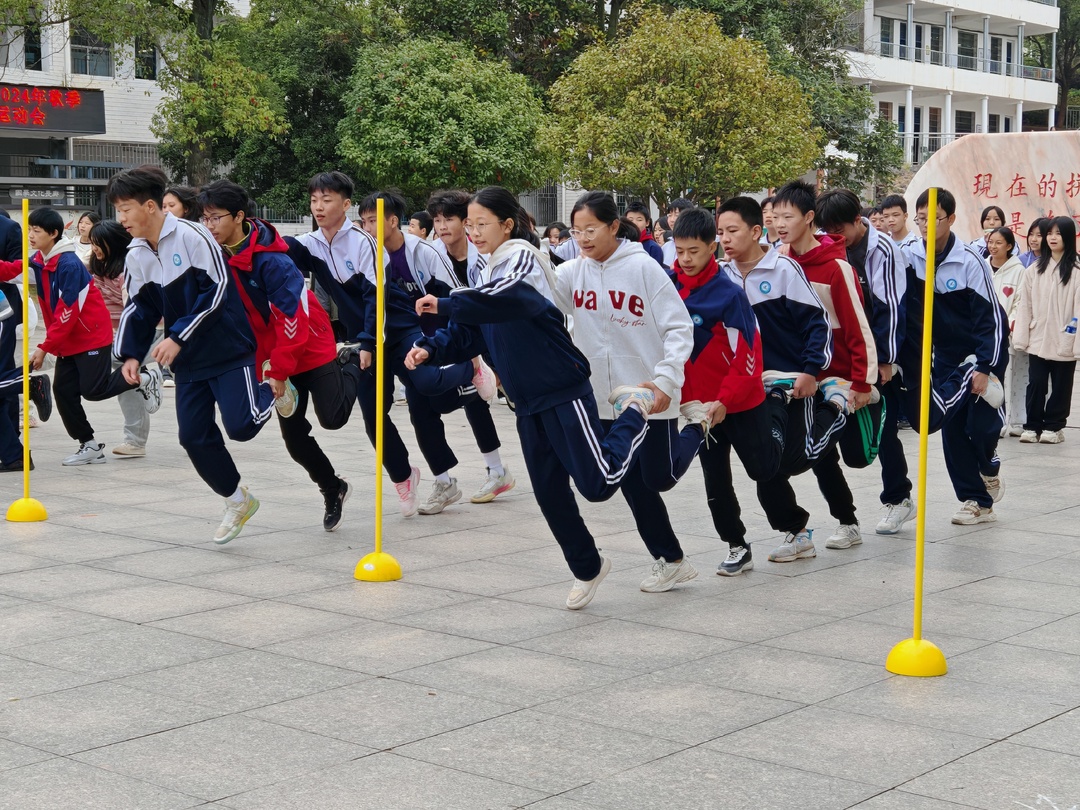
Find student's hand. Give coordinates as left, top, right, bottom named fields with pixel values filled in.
left=706, top=401, right=728, bottom=426
left=152, top=337, right=182, bottom=367
left=266, top=377, right=285, bottom=398
left=405, top=347, right=429, bottom=370
left=29, top=348, right=45, bottom=371
left=121, top=358, right=141, bottom=384
left=971, top=371, right=989, bottom=397
left=851, top=390, right=872, bottom=411
left=415, top=295, right=439, bottom=315
left=640, top=381, right=671, bottom=414
left=793, top=373, right=817, bottom=399
left=359, top=350, right=372, bottom=370
left=879, top=364, right=894, bottom=384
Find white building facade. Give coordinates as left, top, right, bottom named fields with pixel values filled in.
left=846, top=0, right=1061, bottom=166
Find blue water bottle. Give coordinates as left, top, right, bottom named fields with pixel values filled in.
left=1066, top=317, right=1078, bottom=335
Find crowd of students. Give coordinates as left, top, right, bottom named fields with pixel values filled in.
left=1, top=168, right=1076, bottom=610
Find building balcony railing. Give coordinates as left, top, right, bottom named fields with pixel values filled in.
left=893, top=132, right=974, bottom=165
left=871, top=44, right=1055, bottom=82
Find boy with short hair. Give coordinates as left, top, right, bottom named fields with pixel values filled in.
left=108, top=166, right=274, bottom=542
left=880, top=194, right=918, bottom=252
left=902, top=187, right=1009, bottom=524
left=0, top=207, right=159, bottom=467
left=661, top=198, right=694, bottom=267
left=672, top=207, right=787, bottom=576
left=624, top=201, right=666, bottom=267
left=426, top=189, right=485, bottom=287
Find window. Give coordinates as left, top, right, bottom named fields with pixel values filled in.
left=898, top=105, right=906, bottom=133
left=878, top=101, right=893, bottom=123
left=957, top=32, right=978, bottom=71
left=71, top=26, right=112, bottom=76
left=24, top=24, right=42, bottom=70
left=990, top=37, right=1003, bottom=74
left=880, top=17, right=894, bottom=58
left=899, top=21, right=908, bottom=60
left=134, top=37, right=156, bottom=80
left=955, top=110, right=976, bottom=134
left=989, top=114, right=1000, bottom=133
left=929, top=26, right=944, bottom=65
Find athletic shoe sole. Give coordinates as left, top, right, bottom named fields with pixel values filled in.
left=470, top=479, right=516, bottom=504
left=717, top=560, right=754, bottom=576
left=418, top=488, right=462, bottom=515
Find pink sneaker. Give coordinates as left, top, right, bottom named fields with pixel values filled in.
left=395, top=466, right=421, bottom=517
left=472, top=357, right=497, bottom=402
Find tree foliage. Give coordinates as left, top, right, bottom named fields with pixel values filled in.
left=543, top=6, right=821, bottom=205
left=1029, top=0, right=1080, bottom=114
left=338, top=38, right=548, bottom=199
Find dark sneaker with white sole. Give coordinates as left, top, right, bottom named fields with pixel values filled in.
left=323, top=478, right=351, bottom=532
left=717, top=545, right=753, bottom=576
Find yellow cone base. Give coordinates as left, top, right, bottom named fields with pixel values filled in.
left=354, top=552, right=402, bottom=582
left=886, top=638, right=948, bottom=677
left=6, top=497, right=47, bottom=523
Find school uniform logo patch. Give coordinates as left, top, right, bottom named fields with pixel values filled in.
left=759, top=281, right=772, bottom=294
left=945, top=278, right=958, bottom=290
left=172, top=254, right=182, bottom=266
left=346, top=261, right=355, bottom=272
left=691, top=314, right=704, bottom=326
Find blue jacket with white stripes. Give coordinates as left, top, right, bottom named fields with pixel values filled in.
left=905, top=233, right=1008, bottom=375
left=116, top=213, right=256, bottom=382
left=848, top=220, right=906, bottom=366
left=415, top=241, right=591, bottom=416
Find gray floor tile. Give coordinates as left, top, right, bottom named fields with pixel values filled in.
left=0, top=739, right=53, bottom=771
left=1000, top=555, right=1080, bottom=588
left=148, top=600, right=361, bottom=648
left=663, top=644, right=890, bottom=703
left=623, top=593, right=835, bottom=642
left=1009, top=615, right=1080, bottom=657
left=52, top=581, right=253, bottom=623
left=176, top=562, right=356, bottom=599
left=947, top=643, right=1080, bottom=703
left=88, top=546, right=264, bottom=579
left=395, top=646, right=636, bottom=707
left=393, top=597, right=604, bottom=644
left=848, top=792, right=982, bottom=809
left=936, top=577, right=1080, bottom=617
left=565, top=746, right=878, bottom=809
left=0, top=602, right=126, bottom=651
left=0, top=551, right=56, bottom=575
left=0, top=533, right=165, bottom=564
left=215, top=752, right=545, bottom=809
left=397, top=709, right=684, bottom=793
left=855, top=595, right=1065, bottom=641
left=404, top=558, right=574, bottom=596
left=117, top=649, right=368, bottom=713
left=276, top=581, right=477, bottom=620
left=246, top=678, right=513, bottom=751
left=74, top=714, right=370, bottom=801
left=1012, top=707, right=1080, bottom=758
left=0, top=757, right=203, bottom=810
left=535, top=672, right=802, bottom=745
left=0, top=681, right=221, bottom=755
left=706, top=705, right=987, bottom=788
left=0, top=563, right=153, bottom=601
left=902, top=741, right=1080, bottom=810
left=0, top=653, right=99, bottom=700
left=264, top=619, right=494, bottom=675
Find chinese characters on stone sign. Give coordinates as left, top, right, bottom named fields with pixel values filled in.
left=971, top=171, right=1080, bottom=236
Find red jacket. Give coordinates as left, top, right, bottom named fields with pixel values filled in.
left=672, top=257, right=765, bottom=414
left=789, top=236, right=877, bottom=393
left=226, top=219, right=336, bottom=380
left=0, top=239, right=113, bottom=357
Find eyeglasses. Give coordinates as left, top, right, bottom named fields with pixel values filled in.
left=569, top=227, right=602, bottom=241
left=200, top=213, right=235, bottom=227
left=914, top=214, right=949, bottom=226
left=464, top=220, right=502, bottom=235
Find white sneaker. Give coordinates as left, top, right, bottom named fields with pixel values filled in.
left=825, top=523, right=862, bottom=549
left=472, top=357, right=497, bottom=402
left=470, top=466, right=515, bottom=503
left=608, top=385, right=655, bottom=417
left=62, top=442, right=106, bottom=466
left=417, top=478, right=461, bottom=515
left=1019, top=430, right=1040, bottom=443
left=263, top=361, right=299, bottom=418
left=566, top=555, right=611, bottom=610
left=762, top=371, right=800, bottom=404
left=961, top=354, right=1004, bottom=408
left=819, top=376, right=881, bottom=409
left=1039, top=429, right=1065, bottom=444
left=951, top=500, right=995, bottom=525
left=767, top=529, right=816, bottom=562
left=28, top=404, right=41, bottom=428
left=138, top=367, right=163, bottom=414
left=876, top=499, right=915, bottom=534
left=640, top=557, right=699, bottom=593
left=679, top=400, right=711, bottom=430
left=1007, top=424, right=1024, bottom=437
left=214, top=487, right=260, bottom=544
left=981, top=473, right=1004, bottom=503
left=395, top=466, right=421, bottom=517
left=112, top=442, right=146, bottom=457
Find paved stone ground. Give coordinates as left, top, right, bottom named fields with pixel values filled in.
left=1, top=382, right=1079, bottom=810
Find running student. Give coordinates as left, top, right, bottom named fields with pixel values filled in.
left=407, top=186, right=655, bottom=610
left=199, top=180, right=362, bottom=531
left=674, top=206, right=787, bottom=576
left=554, top=192, right=699, bottom=593
left=359, top=190, right=511, bottom=513
left=901, top=188, right=1008, bottom=524
left=108, top=165, right=275, bottom=544
left=719, top=195, right=838, bottom=564
left=816, top=188, right=913, bottom=537
left=0, top=207, right=160, bottom=468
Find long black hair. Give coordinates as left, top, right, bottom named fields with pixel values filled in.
left=468, top=186, right=539, bottom=246
left=87, top=220, right=132, bottom=280
left=1037, top=216, right=1077, bottom=285
left=980, top=205, right=1007, bottom=229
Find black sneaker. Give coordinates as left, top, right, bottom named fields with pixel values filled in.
left=29, top=374, right=52, bottom=422
left=336, top=342, right=363, bottom=366
left=0, top=455, right=33, bottom=472
left=717, top=545, right=753, bottom=576
left=323, top=478, right=352, bottom=532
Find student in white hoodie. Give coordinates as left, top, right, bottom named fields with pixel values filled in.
left=986, top=227, right=1028, bottom=436
left=554, top=192, right=703, bottom=593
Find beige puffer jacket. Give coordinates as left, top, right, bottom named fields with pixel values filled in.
left=1013, top=257, right=1080, bottom=361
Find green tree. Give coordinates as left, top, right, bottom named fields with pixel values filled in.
left=338, top=38, right=548, bottom=199
left=542, top=6, right=821, bottom=205
left=1029, top=0, right=1080, bottom=121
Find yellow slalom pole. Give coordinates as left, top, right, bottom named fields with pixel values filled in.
left=355, top=197, right=401, bottom=582
left=886, top=187, right=946, bottom=677
left=7, top=199, right=48, bottom=523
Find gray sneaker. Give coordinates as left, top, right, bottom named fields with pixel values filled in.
left=825, top=523, right=862, bottom=550
left=640, top=557, right=699, bottom=593
left=767, top=529, right=816, bottom=562
left=876, top=499, right=915, bottom=534
left=418, top=478, right=462, bottom=515
left=139, top=366, right=163, bottom=414
left=62, top=442, right=106, bottom=466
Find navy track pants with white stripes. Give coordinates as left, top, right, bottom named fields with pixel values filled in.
left=517, top=393, right=648, bottom=581
left=176, top=364, right=275, bottom=496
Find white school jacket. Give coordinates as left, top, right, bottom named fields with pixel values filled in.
left=554, top=239, right=693, bottom=420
